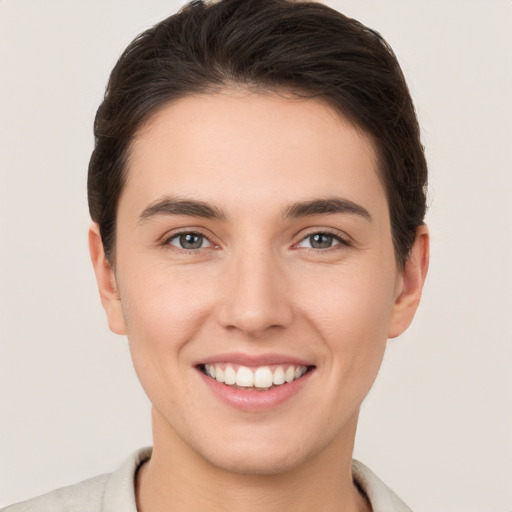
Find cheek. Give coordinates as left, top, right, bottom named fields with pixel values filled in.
left=297, top=259, right=397, bottom=367
left=117, top=263, right=217, bottom=410
left=119, top=260, right=211, bottom=335
left=306, top=257, right=395, bottom=322
left=116, top=260, right=217, bottom=381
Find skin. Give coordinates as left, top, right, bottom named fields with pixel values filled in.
left=90, top=90, right=429, bottom=512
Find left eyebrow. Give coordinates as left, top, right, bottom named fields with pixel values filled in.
left=283, top=197, right=372, bottom=222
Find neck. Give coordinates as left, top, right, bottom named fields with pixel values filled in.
left=136, top=408, right=370, bottom=512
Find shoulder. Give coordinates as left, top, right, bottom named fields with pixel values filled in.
left=2, top=474, right=109, bottom=512
left=3, top=447, right=152, bottom=512
left=352, top=460, right=413, bottom=512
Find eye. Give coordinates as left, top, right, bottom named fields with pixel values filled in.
left=297, top=232, right=343, bottom=249
left=167, top=232, right=212, bottom=250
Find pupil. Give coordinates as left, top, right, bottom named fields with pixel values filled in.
left=180, top=233, right=203, bottom=249
left=311, top=233, right=332, bottom=248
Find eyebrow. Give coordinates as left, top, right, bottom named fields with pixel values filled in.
left=138, top=195, right=371, bottom=224
left=138, top=196, right=227, bottom=224
left=283, top=197, right=372, bottom=221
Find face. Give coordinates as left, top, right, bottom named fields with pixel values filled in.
left=91, top=91, right=427, bottom=475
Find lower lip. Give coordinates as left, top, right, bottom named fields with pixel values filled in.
left=197, top=368, right=313, bottom=411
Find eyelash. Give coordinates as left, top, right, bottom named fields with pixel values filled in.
left=293, top=229, right=351, bottom=251
left=162, top=230, right=216, bottom=252
left=162, top=229, right=351, bottom=253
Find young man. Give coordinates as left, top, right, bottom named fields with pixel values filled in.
left=6, top=0, right=428, bottom=510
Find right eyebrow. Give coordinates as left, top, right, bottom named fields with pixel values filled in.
left=138, top=196, right=227, bottom=224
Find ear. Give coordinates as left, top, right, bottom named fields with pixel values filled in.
left=88, top=223, right=126, bottom=335
left=388, top=225, right=429, bottom=339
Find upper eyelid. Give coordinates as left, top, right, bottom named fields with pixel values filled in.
left=163, top=231, right=218, bottom=253
left=295, top=234, right=348, bottom=250
left=162, top=228, right=215, bottom=243
left=168, top=231, right=211, bottom=242
left=159, top=227, right=352, bottom=248
left=296, top=227, right=352, bottom=244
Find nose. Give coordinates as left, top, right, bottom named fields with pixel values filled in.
left=216, top=247, right=294, bottom=337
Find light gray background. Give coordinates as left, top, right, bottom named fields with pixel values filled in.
left=1, top=1, right=511, bottom=510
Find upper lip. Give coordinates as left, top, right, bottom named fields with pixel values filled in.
left=196, top=352, right=314, bottom=367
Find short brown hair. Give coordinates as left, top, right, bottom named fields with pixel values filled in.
left=88, top=0, right=427, bottom=267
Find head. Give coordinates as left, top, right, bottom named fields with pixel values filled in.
left=88, top=0, right=429, bottom=476
left=88, top=0, right=427, bottom=269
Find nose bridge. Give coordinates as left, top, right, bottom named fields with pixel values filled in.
left=218, top=241, right=293, bottom=336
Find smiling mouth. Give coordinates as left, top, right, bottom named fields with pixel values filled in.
left=200, top=363, right=312, bottom=391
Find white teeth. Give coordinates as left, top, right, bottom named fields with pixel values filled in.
left=285, top=366, right=295, bottom=383
left=204, top=363, right=309, bottom=388
left=224, top=365, right=236, bottom=385
left=254, top=367, right=273, bottom=388
left=236, top=366, right=254, bottom=387
left=215, top=366, right=225, bottom=383
left=273, top=366, right=285, bottom=385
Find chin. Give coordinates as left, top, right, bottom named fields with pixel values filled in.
left=193, top=426, right=335, bottom=477
left=206, top=445, right=311, bottom=476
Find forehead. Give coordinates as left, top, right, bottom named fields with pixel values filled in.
left=122, top=91, right=388, bottom=222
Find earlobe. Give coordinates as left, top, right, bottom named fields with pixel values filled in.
left=388, top=225, right=429, bottom=339
left=88, top=223, right=127, bottom=335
